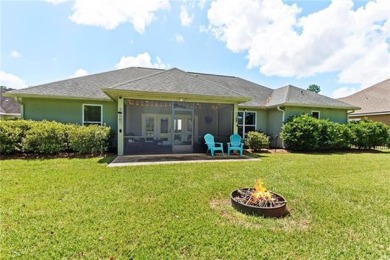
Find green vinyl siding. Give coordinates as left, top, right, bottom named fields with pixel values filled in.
left=267, top=108, right=284, bottom=147
left=284, top=107, right=348, bottom=124
left=256, top=109, right=267, bottom=133
left=22, top=98, right=118, bottom=130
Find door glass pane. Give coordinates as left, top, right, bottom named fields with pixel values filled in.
left=174, top=110, right=192, bottom=146
left=145, top=117, right=155, bottom=141
left=160, top=117, right=169, bottom=142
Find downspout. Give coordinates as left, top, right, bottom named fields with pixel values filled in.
left=347, top=110, right=355, bottom=122
left=277, top=106, right=285, bottom=148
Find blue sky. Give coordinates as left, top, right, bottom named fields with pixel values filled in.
left=1, top=0, right=389, bottom=98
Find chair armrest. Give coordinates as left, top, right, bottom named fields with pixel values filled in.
left=215, top=142, right=224, bottom=147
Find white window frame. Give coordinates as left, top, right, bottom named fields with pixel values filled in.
left=311, top=111, right=320, bottom=119
left=82, top=104, right=103, bottom=125
left=238, top=111, right=257, bottom=137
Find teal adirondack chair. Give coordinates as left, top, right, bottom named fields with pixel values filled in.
left=227, top=134, right=244, bottom=156
left=204, top=134, right=224, bottom=156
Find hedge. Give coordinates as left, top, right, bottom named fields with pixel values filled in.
left=348, top=120, right=389, bottom=149
left=0, top=120, right=111, bottom=155
left=281, top=115, right=389, bottom=151
left=244, top=131, right=270, bottom=151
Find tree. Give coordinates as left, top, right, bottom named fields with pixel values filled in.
left=307, top=84, right=321, bottom=93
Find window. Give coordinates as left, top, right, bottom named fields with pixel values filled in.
left=237, top=111, right=256, bottom=138
left=311, top=111, right=320, bottom=119
left=83, top=104, right=102, bottom=125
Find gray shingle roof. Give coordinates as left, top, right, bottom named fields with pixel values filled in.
left=108, top=68, right=248, bottom=99
left=0, top=88, right=21, bottom=115
left=5, top=66, right=357, bottom=110
left=6, top=67, right=162, bottom=100
left=192, top=73, right=273, bottom=107
left=266, top=85, right=358, bottom=109
left=339, top=78, right=390, bottom=115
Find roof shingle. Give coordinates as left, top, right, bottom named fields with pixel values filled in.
left=109, top=68, right=248, bottom=99
left=266, top=85, right=357, bottom=109
left=339, top=78, right=390, bottom=115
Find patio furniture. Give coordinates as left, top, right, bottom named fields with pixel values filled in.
left=227, top=134, right=244, bottom=156
left=204, top=133, right=224, bottom=156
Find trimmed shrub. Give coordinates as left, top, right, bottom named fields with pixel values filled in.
left=0, top=120, right=36, bottom=154
left=317, top=120, right=352, bottom=151
left=0, top=120, right=111, bottom=155
left=282, top=115, right=389, bottom=151
left=68, top=124, right=111, bottom=154
left=281, top=114, right=320, bottom=151
left=244, top=131, right=270, bottom=151
left=329, top=123, right=352, bottom=150
left=388, top=130, right=390, bottom=148
left=22, top=121, right=67, bottom=154
left=348, top=120, right=389, bottom=149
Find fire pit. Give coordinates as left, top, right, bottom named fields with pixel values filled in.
left=231, top=179, right=287, bottom=218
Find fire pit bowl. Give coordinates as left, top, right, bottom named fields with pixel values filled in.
left=231, top=188, right=287, bottom=218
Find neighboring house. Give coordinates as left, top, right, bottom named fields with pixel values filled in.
left=0, top=87, right=21, bottom=120
left=5, top=67, right=357, bottom=155
left=339, top=78, right=390, bottom=126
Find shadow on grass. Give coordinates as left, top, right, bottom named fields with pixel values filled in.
left=287, top=148, right=389, bottom=155
left=97, top=155, right=116, bottom=164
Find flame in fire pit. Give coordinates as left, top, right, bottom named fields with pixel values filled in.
left=251, top=179, right=272, bottom=201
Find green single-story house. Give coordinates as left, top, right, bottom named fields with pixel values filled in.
left=5, top=67, right=358, bottom=155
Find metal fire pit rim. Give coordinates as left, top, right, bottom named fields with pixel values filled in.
left=230, top=188, right=288, bottom=218
left=230, top=188, right=287, bottom=208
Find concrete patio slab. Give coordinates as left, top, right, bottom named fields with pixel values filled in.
left=108, top=153, right=259, bottom=167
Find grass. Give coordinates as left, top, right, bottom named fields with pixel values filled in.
left=1, top=152, right=390, bottom=259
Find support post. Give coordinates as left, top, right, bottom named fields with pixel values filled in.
left=117, top=97, right=124, bottom=155
left=233, top=103, right=238, bottom=134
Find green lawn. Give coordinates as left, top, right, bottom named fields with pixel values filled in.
left=1, top=152, right=390, bottom=259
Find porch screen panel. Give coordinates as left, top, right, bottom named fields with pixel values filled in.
left=124, top=99, right=172, bottom=155
left=194, top=103, right=233, bottom=153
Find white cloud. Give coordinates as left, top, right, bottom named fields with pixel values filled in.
left=70, top=69, right=89, bottom=78
left=332, top=86, right=359, bottom=98
left=0, top=71, right=28, bottom=89
left=174, top=33, right=185, bottom=43
left=115, top=52, right=169, bottom=69
left=198, top=0, right=207, bottom=9
left=207, top=0, right=390, bottom=88
left=68, top=0, right=170, bottom=33
left=47, top=0, right=68, bottom=4
left=180, top=5, right=194, bottom=26
left=10, top=51, right=22, bottom=58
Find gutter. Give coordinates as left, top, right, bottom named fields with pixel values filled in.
left=277, top=106, right=285, bottom=148
left=277, top=106, right=285, bottom=122
left=266, top=103, right=360, bottom=110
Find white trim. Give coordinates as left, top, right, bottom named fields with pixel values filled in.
left=82, top=104, right=103, bottom=125
left=350, top=111, right=390, bottom=116
left=311, top=111, right=320, bottom=119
